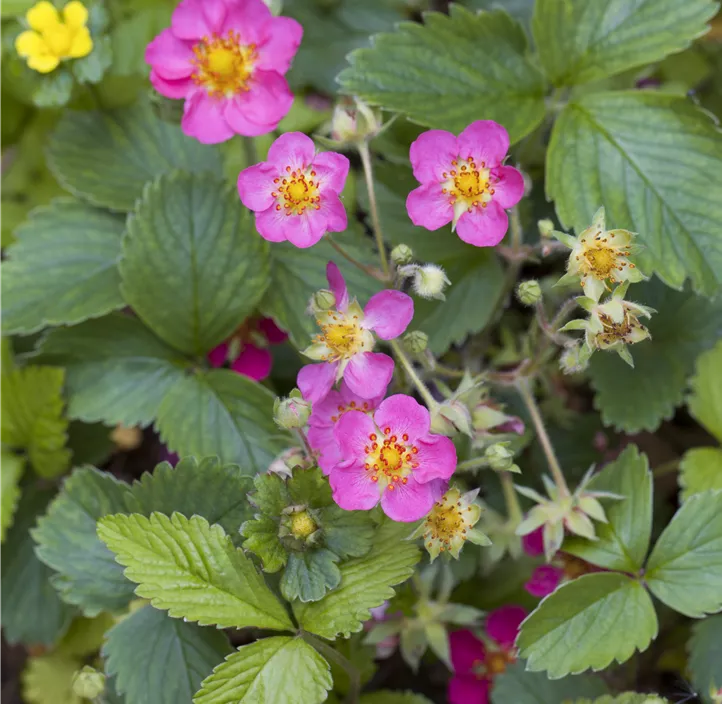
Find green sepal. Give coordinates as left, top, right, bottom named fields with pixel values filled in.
left=241, top=516, right=287, bottom=573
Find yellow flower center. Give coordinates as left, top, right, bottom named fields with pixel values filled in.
left=192, top=31, right=256, bottom=98
left=486, top=651, right=513, bottom=676
left=442, top=157, right=494, bottom=213
left=289, top=510, right=317, bottom=539
left=272, top=168, right=322, bottom=217
left=426, top=504, right=465, bottom=542
left=584, top=246, right=617, bottom=277
left=576, top=229, right=634, bottom=285
left=44, top=24, right=73, bottom=55
left=364, top=429, right=419, bottom=492
left=313, top=309, right=370, bottom=362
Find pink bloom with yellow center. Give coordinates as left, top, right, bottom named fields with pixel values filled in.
left=406, top=121, right=524, bottom=247
left=145, top=0, right=302, bottom=144
left=298, top=263, right=413, bottom=404
left=329, top=395, right=456, bottom=522
left=238, top=132, right=349, bottom=248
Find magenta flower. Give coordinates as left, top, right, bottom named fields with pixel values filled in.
left=449, top=606, right=527, bottom=704
left=298, top=262, right=413, bottom=404
left=307, top=381, right=385, bottom=475
left=145, top=0, right=302, bottom=144
left=406, top=121, right=524, bottom=247
left=329, top=394, right=455, bottom=522
left=238, top=133, right=350, bottom=248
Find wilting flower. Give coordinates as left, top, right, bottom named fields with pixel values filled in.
left=448, top=606, right=527, bottom=704
left=406, top=121, right=524, bottom=247
left=298, top=262, right=413, bottom=404
left=329, top=394, right=456, bottom=522
left=16, top=1, right=93, bottom=73
left=145, top=0, right=302, bottom=143
left=238, top=132, right=349, bottom=247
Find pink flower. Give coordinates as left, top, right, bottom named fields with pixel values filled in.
left=145, top=0, right=302, bottom=144
left=298, top=262, right=413, bottom=404
left=329, top=394, right=455, bottom=522
left=448, top=606, right=527, bottom=704
left=238, top=132, right=349, bottom=248
left=208, top=316, right=287, bottom=382
left=307, top=381, right=384, bottom=475
left=406, top=121, right=524, bottom=247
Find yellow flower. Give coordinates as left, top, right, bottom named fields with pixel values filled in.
left=15, top=1, right=93, bottom=74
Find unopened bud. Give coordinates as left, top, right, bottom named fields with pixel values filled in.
left=538, top=219, right=555, bottom=238
left=403, top=330, right=428, bottom=354
left=329, top=97, right=382, bottom=145
left=273, top=391, right=312, bottom=430
left=431, top=400, right=472, bottom=437
left=72, top=666, right=105, bottom=699
left=391, top=244, right=414, bottom=266
left=410, top=264, right=450, bottom=301
left=516, top=280, right=542, bottom=306
left=111, top=424, right=143, bottom=451
left=559, top=343, right=591, bottom=375
left=308, top=289, right=336, bottom=313
left=484, top=442, right=518, bottom=472
left=268, top=447, right=306, bottom=478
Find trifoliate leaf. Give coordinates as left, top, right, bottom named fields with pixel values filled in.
left=360, top=693, right=434, bottom=704
left=532, top=0, right=717, bottom=87
left=1, top=199, right=125, bottom=335
left=688, top=614, right=722, bottom=703
left=281, top=549, right=341, bottom=603
left=547, top=92, right=722, bottom=296
left=680, top=448, right=722, bottom=501
left=121, top=171, right=270, bottom=356
left=688, top=342, right=722, bottom=442
left=242, top=515, right=287, bottom=572
left=97, top=512, right=293, bottom=631
left=1, top=365, right=71, bottom=477
left=564, top=446, right=652, bottom=572
left=33, top=467, right=136, bottom=616
left=294, top=518, right=420, bottom=639
left=22, top=652, right=82, bottom=704
left=646, top=490, right=722, bottom=617
left=47, top=101, right=222, bottom=211
left=322, top=505, right=375, bottom=560
left=194, top=636, right=332, bottom=704
left=103, top=604, right=232, bottom=704
left=517, top=573, right=658, bottom=678
left=1, top=451, right=24, bottom=541
left=587, top=279, right=722, bottom=433
left=338, top=6, right=546, bottom=143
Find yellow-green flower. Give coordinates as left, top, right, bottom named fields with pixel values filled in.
left=15, top=1, right=93, bottom=74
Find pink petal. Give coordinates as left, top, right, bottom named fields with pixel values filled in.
left=315, top=193, right=347, bottom=235
left=455, top=201, right=508, bottom=247
left=373, top=395, right=430, bottom=442
left=450, top=630, right=486, bottom=674
left=339, top=379, right=384, bottom=410
left=363, top=290, right=414, bottom=340
left=254, top=206, right=291, bottom=243
left=522, top=527, right=545, bottom=557
left=524, top=565, right=563, bottom=598
left=409, top=129, right=458, bottom=183
left=333, top=409, right=376, bottom=459
left=308, top=389, right=344, bottom=427
left=343, top=352, right=394, bottom=400
left=145, top=29, right=194, bottom=80
left=237, top=162, right=278, bottom=212
left=181, top=90, right=234, bottom=144
left=326, top=262, right=349, bottom=312
left=486, top=605, right=527, bottom=650
left=256, top=16, right=303, bottom=74
left=284, top=210, right=330, bottom=249
left=329, top=463, right=380, bottom=511
left=313, top=151, right=350, bottom=194
left=413, top=434, right=457, bottom=483
left=406, top=183, right=453, bottom=231
left=297, top=361, right=338, bottom=404
left=220, top=0, right=271, bottom=43
left=258, top=318, right=287, bottom=344
left=307, top=424, right=339, bottom=475
left=379, top=476, right=439, bottom=522
left=457, top=120, right=510, bottom=168
left=492, top=165, right=525, bottom=209
left=207, top=342, right=229, bottom=368
left=172, top=0, right=226, bottom=40
left=150, top=71, right=193, bottom=100
left=223, top=99, right=277, bottom=137
left=448, top=675, right=490, bottom=704
left=230, top=70, right=293, bottom=131
left=267, top=131, right=316, bottom=172
left=231, top=344, right=272, bottom=381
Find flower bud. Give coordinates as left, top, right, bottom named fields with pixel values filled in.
left=402, top=330, right=428, bottom=354
left=329, top=97, right=382, bottom=145
left=559, top=343, right=591, bottom=375
left=430, top=400, right=473, bottom=437
left=484, top=442, right=517, bottom=472
left=410, top=264, right=450, bottom=300
left=273, top=393, right=312, bottom=430
left=308, top=288, right=336, bottom=314
left=516, top=280, right=542, bottom=306
left=111, top=424, right=143, bottom=451
left=72, top=666, right=105, bottom=699
left=538, top=219, right=555, bottom=238
left=390, top=244, right=414, bottom=266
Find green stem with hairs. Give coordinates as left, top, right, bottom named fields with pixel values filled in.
left=500, top=471, right=523, bottom=523
left=358, top=143, right=390, bottom=279
left=390, top=340, right=438, bottom=411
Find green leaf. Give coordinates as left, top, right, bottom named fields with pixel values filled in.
left=72, top=35, right=112, bottom=84
left=281, top=549, right=341, bottom=603
left=194, top=636, right=332, bottom=704
left=322, top=505, right=375, bottom=560
left=242, top=515, right=287, bottom=572
left=121, top=171, right=270, bottom=356
left=103, top=604, right=232, bottom=704
left=59, top=613, right=116, bottom=658
left=564, top=446, right=652, bottom=572
left=1, top=365, right=71, bottom=477
left=2, top=199, right=125, bottom=334
left=688, top=342, right=722, bottom=442
left=645, top=489, right=722, bottom=617
left=575, top=696, right=668, bottom=704
left=587, top=278, right=722, bottom=433
left=532, top=0, right=717, bottom=87
left=680, top=448, right=722, bottom=501
left=491, top=660, right=610, bottom=704
left=1, top=0, right=33, bottom=16
left=32, top=70, right=74, bottom=108
left=97, top=512, right=293, bottom=631
left=22, top=652, right=82, bottom=704
left=688, top=614, right=722, bottom=703
left=338, top=6, right=546, bottom=144
left=294, top=518, right=420, bottom=639
left=1, top=451, right=24, bottom=541
left=517, top=573, right=658, bottom=678
left=547, top=91, right=722, bottom=296
left=360, top=693, right=434, bottom=704
left=47, top=101, right=222, bottom=211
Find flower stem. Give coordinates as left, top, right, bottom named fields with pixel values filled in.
left=455, top=456, right=489, bottom=472
left=500, top=471, right=523, bottom=524
left=487, top=206, right=524, bottom=326
left=302, top=632, right=361, bottom=704
left=325, top=235, right=386, bottom=281
left=390, top=340, right=438, bottom=411
left=296, top=428, right=315, bottom=462
left=358, top=143, right=390, bottom=279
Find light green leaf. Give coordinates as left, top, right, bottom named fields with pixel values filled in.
left=688, top=614, right=722, bottom=703
left=121, top=171, right=270, bottom=356
left=680, top=448, right=722, bottom=501
left=103, top=604, right=232, bottom=704
left=59, top=613, right=116, bottom=658
left=564, top=445, right=652, bottom=572
left=281, top=549, right=341, bottom=603
left=294, top=518, right=420, bottom=639
left=47, top=101, right=222, bottom=211
left=360, top=693, right=434, bottom=704
left=194, top=636, right=332, bottom=704
left=1, top=451, right=24, bottom=542
left=547, top=91, right=722, bottom=296
left=242, top=515, right=287, bottom=572
left=33, top=467, right=136, bottom=616
left=645, top=489, right=722, bottom=617
left=2, top=199, right=125, bottom=334
left=32, top=71, right=73, bottom=108
left=1, top=0, right=33, bottom=16
left=337, top=6, right=546, bottom=144
left=688, top=342, right=722, bottom=442
left=532, top=0, right=717, bottom=87
left=517, top=573, right=658, bottom=678
left=72, top=35, right=112, bottom=84
left=587, top=279, right=722, bottom=433
left=97, top=512, right=293, bottom=631
left=1, top=365, right=71, bottom=477
left=22, top=652, right=82, bottom=704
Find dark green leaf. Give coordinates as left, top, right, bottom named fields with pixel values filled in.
left=688, top=614, right=722, bottom=704
left=281, top=549, right=341, bottom=602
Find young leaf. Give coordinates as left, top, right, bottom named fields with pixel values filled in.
left=645, top=490, right=722, bottom=617
left=103, top=604, right=232, bottom=704
left=2, top=199, right=125, bottom=335
left=337, top=6, right=546, bottom=143
left=47, top=101, right=222, bottom=211
left=33, top=467, right=137, bottom=616
left=688, top=614, right=722, bottom=703
left=194, top=636, right=332, bottom=704
left=1, top=451, right=24, bottom=541
left=281, top=550, right=342, bottom=603
left=564, top=445, right=652, bottom=572
left=533, top=0, right=717, bottom=87
left=121, top=171, right=270, bottom=356
left=22, top=652, right=83, bottom=704
left=688, top=341, right=722, bottom=442
left=97, top=512, right=293, bottom=631
left=680, top=448, right=722, bottom=501
left=517, top=573, right=658, bottom=678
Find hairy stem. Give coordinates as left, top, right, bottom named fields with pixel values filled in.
left=325, top=235, right=386, bottom=281
left=358, top=143, right=390, bottom=279
left=302, top=632, right=361, bottom=704
left=390, top=340, right=438, bottom=410
left=296, top=428, right=316, bottom=462
left=500, top=471, right=523, bottom=524
left=455, top=456, right=489, bottom=472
